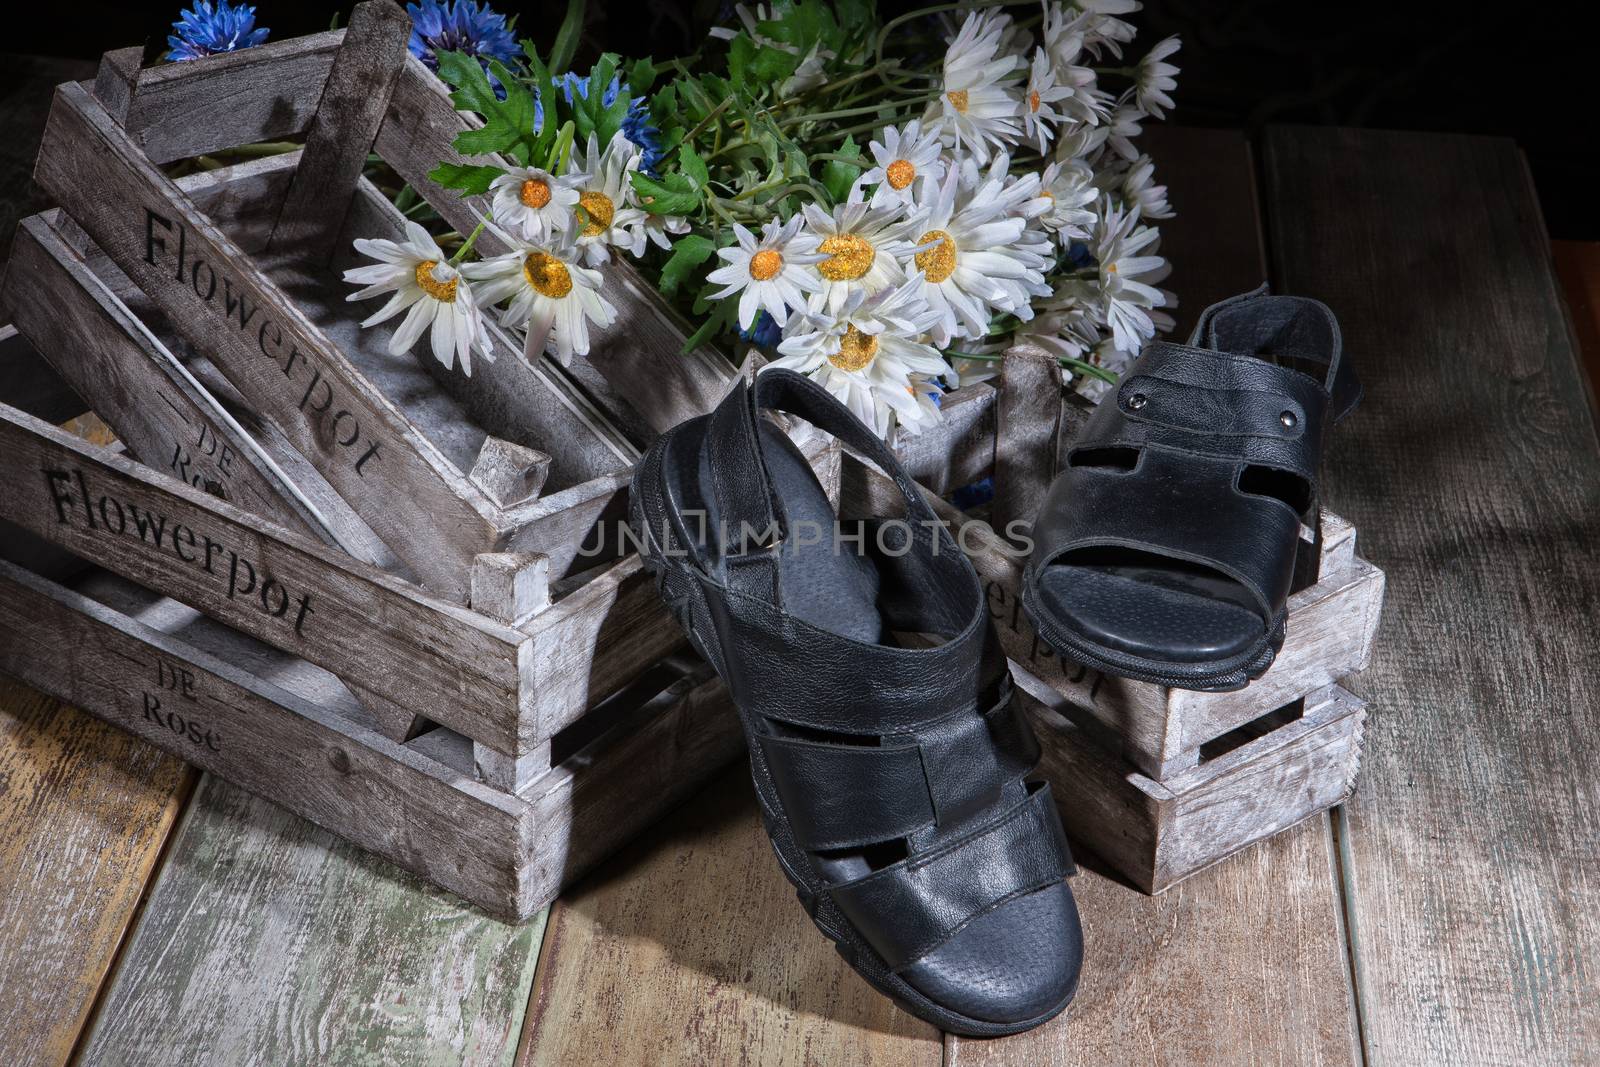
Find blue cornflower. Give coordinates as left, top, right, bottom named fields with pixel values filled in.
left=167, top=0, right=269, bottom=61
left=564, top=70, right=666, bottom=175
left=407, top=1, right=521, bottom=76
left=740, top=310, right=783, bottom=349
left=949, top=476, right=995, bottom=511
left=561, top=72, right=622, bottom=107
left=1063, top=240, right=1097, bottom=271
left=622, top=98, right=667, bottom=176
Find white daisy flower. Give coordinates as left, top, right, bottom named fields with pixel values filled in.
left=1112, top=155, right=1173, bottom=219
left=1091, top=197, right=1172, bottom=354
left=1054, top=123, right=1111, bottom=165
left=1042, top=9, right=1109, bottom=126
left=902, top=162, right=1052, bottom=347
left=926, top=9, right=1025, bottom=165
left=488, top=165, right=585, bottom=244
left=461, top=235, right=617, bottom=366
left=1105, top=94, right=1147, bottom=161
left=344, top=221, right=491, bottom=376
left=1136, top=36, right=1181, bottom=118
left=858, top=120, right=947, bottom=210
left=641, top=211, right=691, bottom=251
left=1021, top=48, right=1074, bottom=152
left=705, top=216, right=825, bottom=331
left=1019, top=303, right=1102, bottom=365
left=568, top=131, right=650, bottom=266
left=1037, top=158, right=1099, bottom=244
left=802, top=201, right=916, bottom=316
left=1077, top=0, right=1140, bottom=60
left=767, top=279, right=950, bottom=438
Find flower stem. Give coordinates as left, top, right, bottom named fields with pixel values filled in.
left=872, top=0, right=1038, bottom=73
left=946, top=348, right=1119, bottom=384
left=449, top=215, right=492, bottom=266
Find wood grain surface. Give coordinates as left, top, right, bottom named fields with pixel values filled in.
left=946, top=816, right=1359, bottom=1067
left=1263, top=125, right=1600, bottom=1065
left=77, top=774, right=547, bottom=1067
left=265, top=1, right=411, bottom=266
left=1551, top=240, right=1600, bottom=421
left=0, top=677, right=194, bottom=1067
left=516, top=766, right=942, bottom=1067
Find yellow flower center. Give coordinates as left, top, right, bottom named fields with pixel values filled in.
left=885, top=158, right=916, bottom=190
left=828, top=324, right=879, bottom=373
left=749, top=249, right=784, bottom=281
left=522, top=252, right=573, bottom=298
left=914, top=230, right=957, bottom=284
left=577, top=191, right=615, bottom=237
left=414, top=261, right=458, bottom=302
left=520, top=178, right=552, bottom=209
left=1029, top=89, right=1042, bottom=112
left=947, top=89, right=969, bottom=113
left=817, top=234, right=875, bottom=282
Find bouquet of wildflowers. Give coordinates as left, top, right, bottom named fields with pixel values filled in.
left=339, top=0, right=1181, bottom=439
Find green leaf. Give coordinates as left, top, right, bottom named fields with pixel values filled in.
left=520, top=43, right=562, bottom=157
left=626, top=56, right=658, bottom=97
left=682, top=296, right=738, bottom=354
left=658, top=235, right=716, bottom=299
left=428, top=162, right=505, bottom=196
left=629, top=170, right=702, bottom=215
left=438, top=51, right=545, bottom=164
left=750, top=43, right=801, bottom=85
left=819, top=136, right=862, bottom=204
left=727, top=34, right=755, bottom=86
left=548, top=0, right=585, bottom=75
left=679, top=145, right=710, bottom=189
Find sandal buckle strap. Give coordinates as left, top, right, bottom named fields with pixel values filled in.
left=756, top=683, right=1041, bottom=853
left=827, top=784, right=1074, bottom=972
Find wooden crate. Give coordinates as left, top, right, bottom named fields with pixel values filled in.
left=0, top=549, right=744, bottom=921
left=27, top=6, right=743, bottom=604
left=1020, top=679, right=1366, bottom=893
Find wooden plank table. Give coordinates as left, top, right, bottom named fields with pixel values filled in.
left=2, top=61, right=1597, bottom=1064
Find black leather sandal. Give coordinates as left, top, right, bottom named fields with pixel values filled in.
left=1023, top=287, right=1361, bottom=692
left=631, top=368, right=1082, bottom=1036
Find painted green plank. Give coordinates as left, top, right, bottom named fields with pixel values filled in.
left=80, top=774, right=546, bottom=1067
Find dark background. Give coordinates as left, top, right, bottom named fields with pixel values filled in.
left=2, top=1, right=1593, bottom=237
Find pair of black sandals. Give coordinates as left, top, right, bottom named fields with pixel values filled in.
left=629, top=288, right=1359, bottom=1036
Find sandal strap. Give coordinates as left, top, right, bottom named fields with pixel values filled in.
left=1191, top=286, right=1361, bottom=420
left=827, top=784, right=1074, bottom=971
left=1032, top=326, right=1333, bottom=623
left=1034, top=447, right=1302, bottom=622
left=1111, top=341, right=1331, bottom=479
left=705, top=370, right=943, bottom=576
left=757, top=680, right=1039, bottom=851
left=697, top=368, right=1001, bottom=736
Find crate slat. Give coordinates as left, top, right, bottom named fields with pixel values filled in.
left=2, top=214, right=333, bottom=546
left=1021, top=680, right=1366, bottom=893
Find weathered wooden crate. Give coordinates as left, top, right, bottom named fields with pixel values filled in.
left=29, top=6, right=739, bottom=606
left=0, top=547, right=744, bottom=921
left=0, top=316, right=795, bottom=919
left=1020, top=680, right=1366, bottom=893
